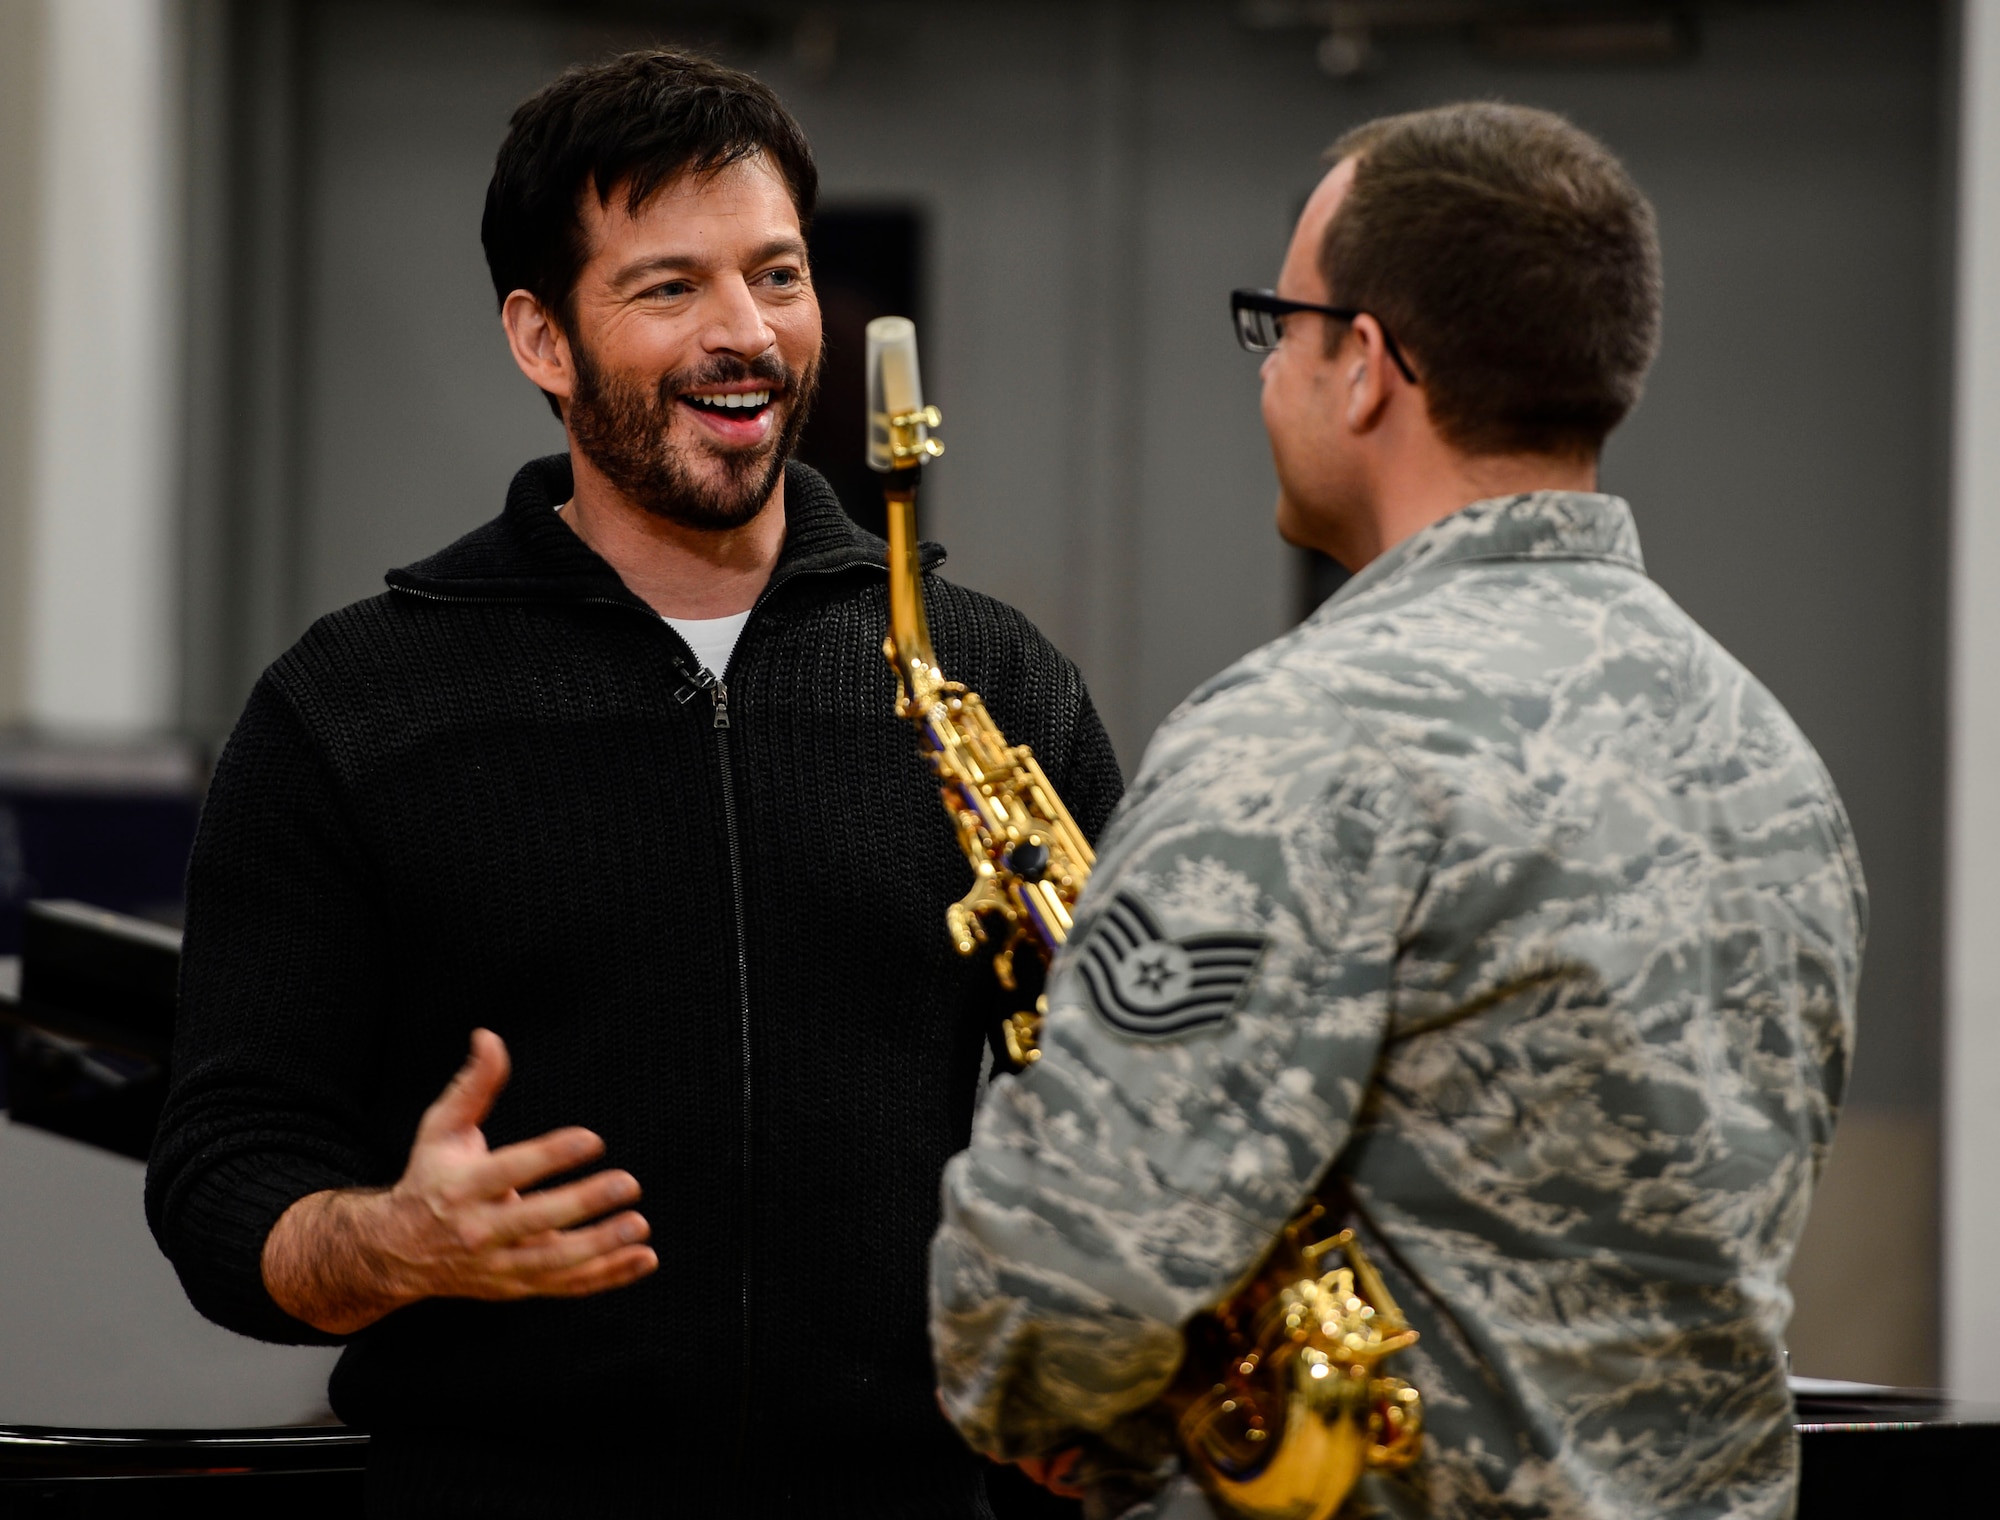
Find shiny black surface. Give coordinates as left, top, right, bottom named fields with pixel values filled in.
left=0, top=1397, right=1992, bottom=1517
left=1794, top=1387, right=1997, bottom=1518
left=0, top=1425, right=366, bottom=1518
left=0, top=1423, right=367, bottom=1480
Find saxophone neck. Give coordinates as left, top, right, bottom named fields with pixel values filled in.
left=885, top=478, right=940, bottom=685
left=868, top=314, right=943, bottom=691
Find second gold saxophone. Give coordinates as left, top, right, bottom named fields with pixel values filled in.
left=868, top=317, right=1421, bottom=1518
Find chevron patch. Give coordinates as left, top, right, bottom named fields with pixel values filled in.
left=1075, top=891, right=1267, bottom=1039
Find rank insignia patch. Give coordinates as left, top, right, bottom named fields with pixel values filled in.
left=1076, top=892, right=1267, bottom=1039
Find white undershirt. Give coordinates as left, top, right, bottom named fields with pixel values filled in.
left=663, top=610, right=751, bottom=679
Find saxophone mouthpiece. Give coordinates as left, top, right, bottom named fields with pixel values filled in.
left=867, top=315, right=943, bottom=472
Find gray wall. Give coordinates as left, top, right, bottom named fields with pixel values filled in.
left=0, top=0, right=44, bottom=724
left=164, top=0, right=1946, bottom=1388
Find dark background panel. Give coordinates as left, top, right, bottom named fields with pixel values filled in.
left=797, top=204, right=924, bottom=541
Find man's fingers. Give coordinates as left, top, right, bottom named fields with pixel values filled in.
left=478, top=1169, right=640, bottom=1243
left=418, top=1028, right=511, bottom=1139
left=494, top=1210, right=650, bottom=1276
left=468, top=1128, right=607, bottom=1197
left=530, top=1243, right=659, bottom=1298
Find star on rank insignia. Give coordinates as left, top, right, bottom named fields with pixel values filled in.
left=1075, top=891, right=1267, bottom=1039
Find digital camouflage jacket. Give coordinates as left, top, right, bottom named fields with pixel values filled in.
left=930, top=493, right=1866, bottom=1520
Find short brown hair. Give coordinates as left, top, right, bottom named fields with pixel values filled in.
left=483, top=49, right=817, bottom=327
left=1322, top=102, right=1661, bottom=458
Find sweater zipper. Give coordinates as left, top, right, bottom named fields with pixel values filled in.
left=694, top=561, right=891, bottom=1465
left=669, top=561, right=877, bottom=1465
left=702, top=667, right=756, bottom=1463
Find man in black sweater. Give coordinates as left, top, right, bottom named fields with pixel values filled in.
left=145, top=51, right=1121, bottom=1518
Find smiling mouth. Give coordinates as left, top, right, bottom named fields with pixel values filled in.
left=680, top=388, right=775, bottom=420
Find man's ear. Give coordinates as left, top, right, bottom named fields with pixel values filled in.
left=1342, top=314, right=1399, bottom=434
left=501, top=290, right=575, bottom=411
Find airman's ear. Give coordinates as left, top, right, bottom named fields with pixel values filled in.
left=1343, top=314, right=1396, bottom=435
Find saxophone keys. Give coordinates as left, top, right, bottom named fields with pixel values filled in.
left=1003, top=1010, right=1043, bottom=1067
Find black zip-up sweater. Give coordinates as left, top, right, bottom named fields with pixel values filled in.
left=146, top=457, right=1122, bottom=1517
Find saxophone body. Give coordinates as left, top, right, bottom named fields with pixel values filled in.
left=868, top=317, right=1420, bottom=1515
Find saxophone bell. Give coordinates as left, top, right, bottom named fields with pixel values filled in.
left=1169, top=1225, right=1424, bottom=1520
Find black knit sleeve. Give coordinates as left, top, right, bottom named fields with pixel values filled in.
left=145, top=676, right=390, bottom=1346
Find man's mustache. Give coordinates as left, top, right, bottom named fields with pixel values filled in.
left=656, top=353, right=796, bottom=406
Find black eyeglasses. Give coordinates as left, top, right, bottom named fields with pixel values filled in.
left=1230, top=288, right=1419, bottom=385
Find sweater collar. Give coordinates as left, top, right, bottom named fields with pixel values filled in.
left=1317, top=491, right=1643, bottom=617
left=385, top=454, right=941, bottom=607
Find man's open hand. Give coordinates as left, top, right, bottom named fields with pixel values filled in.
left=262, top=1028, right=657, bottom=1335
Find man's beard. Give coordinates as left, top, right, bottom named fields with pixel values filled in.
left=566, top=340, right=821, bottom=531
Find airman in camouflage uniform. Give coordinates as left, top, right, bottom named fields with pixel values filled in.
left=931, top=489, right=1864, bottom=1519
left=930, top=94, right=1870, bottom=1517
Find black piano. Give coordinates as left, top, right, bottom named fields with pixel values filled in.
left=1794, top=1381, right=1994, bottom=1515
left=2, top=1392, right=1986, bottom=1516
left=0, top=1426, right=366, bottom=1516
left=0, top=902, right=1990, bottom=1515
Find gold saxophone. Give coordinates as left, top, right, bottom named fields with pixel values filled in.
left=868, top=317, right=1422, bottom=1518
left=867, top=316, right=1092, bottom=1065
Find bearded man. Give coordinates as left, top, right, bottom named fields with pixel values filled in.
left=146, top=50, right=1121, bottom=1519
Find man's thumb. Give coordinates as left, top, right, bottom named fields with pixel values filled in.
left=424, top=1027, right=510, bottom=1134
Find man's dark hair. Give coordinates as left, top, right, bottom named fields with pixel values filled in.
left=1322, top=102, right=1661, bottom=459
left=482, top=48, right=818, bottom=328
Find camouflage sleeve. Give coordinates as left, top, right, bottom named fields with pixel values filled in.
left=930, top=663, right=1437, bottom=1472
